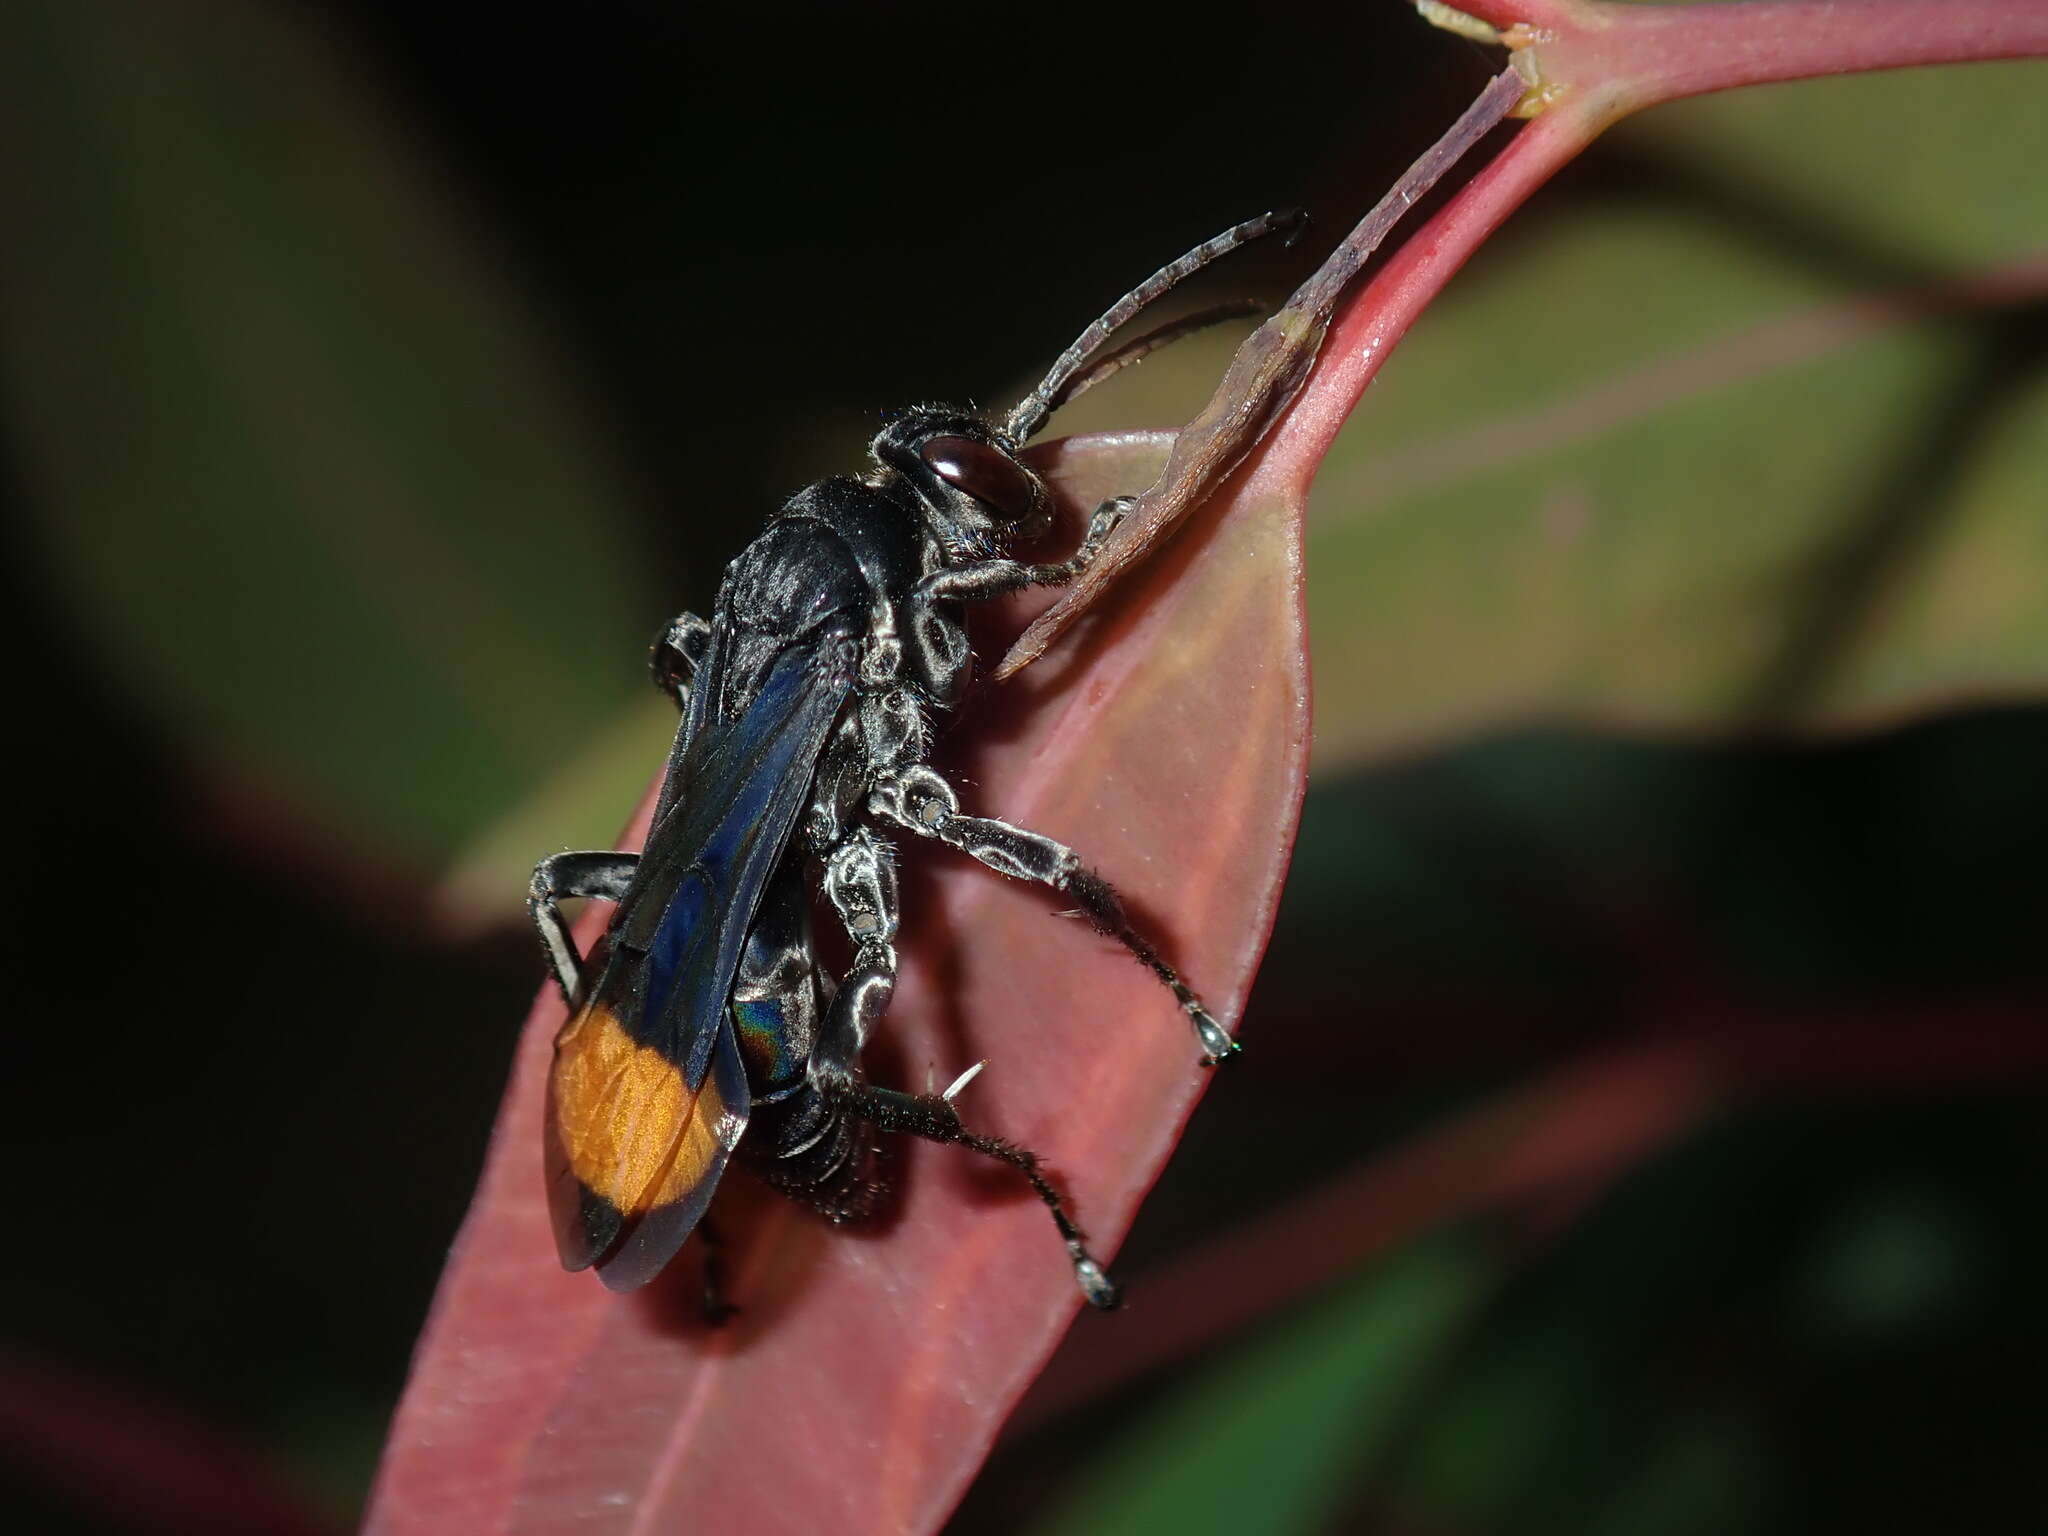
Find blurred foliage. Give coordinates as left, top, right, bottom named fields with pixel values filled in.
left=1035, top=1237, right=1493, bottom=1536
left=0, top=0, right=656, bottom=861
left=0, top=0, right=2043, bottom=1533
left=1301, top=64, right=2048, bottom=764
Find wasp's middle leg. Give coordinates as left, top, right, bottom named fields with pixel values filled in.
left=869, top=765, right=1234, bottom=1065
left=810, top=825, right=902, bottom=1081
left=803, top=819, right=1122, bottom=1309
left=528, top=850, right=638, bottom=1003
left=812, top=781, right=1125, bottom=1307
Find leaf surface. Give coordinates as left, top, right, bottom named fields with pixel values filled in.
left=367, top=433, right=1310, bottom=1534
left=1294, top=63, right=2048, bottom=769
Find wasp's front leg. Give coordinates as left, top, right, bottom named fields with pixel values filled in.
left=528, top=850, right=638, bottom=1003
left=1038, top=493, right=1134, bottom=584
left=910, top=495, right=1136, bottom=608
left=649, top=611, right=712, bottom=712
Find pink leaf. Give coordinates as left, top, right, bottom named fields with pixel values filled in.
left=367, top=430, right=1309, bottom=1534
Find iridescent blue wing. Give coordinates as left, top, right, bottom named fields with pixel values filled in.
left=546, top=634, right=856, bottom=1289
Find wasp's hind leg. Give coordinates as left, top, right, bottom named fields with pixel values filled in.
left=869, top=765, right=1235, bottom=1065
left=650, top=611, right=712, bottom=711
left=528, top=851, right=638, bottom=1003
left=694, top=1213, right=740, bottom=1327
left=830, top=1078, right=1119, bottom=1310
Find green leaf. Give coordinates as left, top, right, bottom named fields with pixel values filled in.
left=0, top=1, right=654, bottom=857
left=1031, top=1236, right=1493, bottom=1536
left=1300, top=60, right=2048, bottom=771
left=1583, top=1414, right=1766, bottom=1536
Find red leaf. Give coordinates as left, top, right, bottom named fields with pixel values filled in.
left=367, top=430, right=1308, bottom=1534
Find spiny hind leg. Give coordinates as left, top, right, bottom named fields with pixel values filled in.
left=694, top=1213, right=739, bottom=1327
left=868, top=765, right=1234, bottom=1065
left=829, top=1077, right=1119, bottom=1310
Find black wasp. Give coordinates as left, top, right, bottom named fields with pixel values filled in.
left=529, top=212, right=1295, bottom=1310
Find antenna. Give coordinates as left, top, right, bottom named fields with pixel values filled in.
left=1035, top=298, right=1263, bottom=419
left=1003, top=209, right=1304, bottom=444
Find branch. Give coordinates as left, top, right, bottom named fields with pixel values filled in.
left=1506, top=1, right=2048, bottom=124
left=1261, top=103, right=1599, bottom=489
left=1003, top=2, right=2048, bottom=674
left=1264, top=0, right=2048, bottom=488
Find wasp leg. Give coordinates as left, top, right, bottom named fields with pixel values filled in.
left=829, top=1078, right=1119, bottom=1310
left=650, top=610, right=712, bottom=712
left=870, top=765, right=1235, bottom=1065
left=1039, top=494, right=1133, bottom=583
left=528, top=851, right=638, bottom=1004
left=695, top=1213, right=740, bottom=1327
left=812, top=827, right=901, bottom=1078
left=907, top=496, right=1135, bottom=608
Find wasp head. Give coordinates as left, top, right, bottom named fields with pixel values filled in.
left=871, top=408, right=1054, bottom=562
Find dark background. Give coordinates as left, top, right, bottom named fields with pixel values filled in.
left=3, top=3, right=2043, bottom=1533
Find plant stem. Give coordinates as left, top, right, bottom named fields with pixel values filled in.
left=1519, top=0, right=2048, bottom=123
left=1259, top=0, right=2048, bottom=487
left=1261, top=105, right=1600, bottom=487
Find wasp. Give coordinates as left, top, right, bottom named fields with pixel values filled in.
left=529, top=212, right=1296, bottom=1310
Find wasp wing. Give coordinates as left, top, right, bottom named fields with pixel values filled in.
left=544, top=991, right=750, bottom=1289
left=546, top=635, right=856, bottom=1289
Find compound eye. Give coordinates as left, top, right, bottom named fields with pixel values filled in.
left=919, top=435, right=1039, bottom=522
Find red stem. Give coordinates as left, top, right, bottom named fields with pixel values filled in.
left=1265, top=0, right=2048, bottom=490
left=1526, top=0, right=2048, bottom=121
left=1448, top=0, right=1579, bottom=29
left=1259, top=105, right=1599, bottom=490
